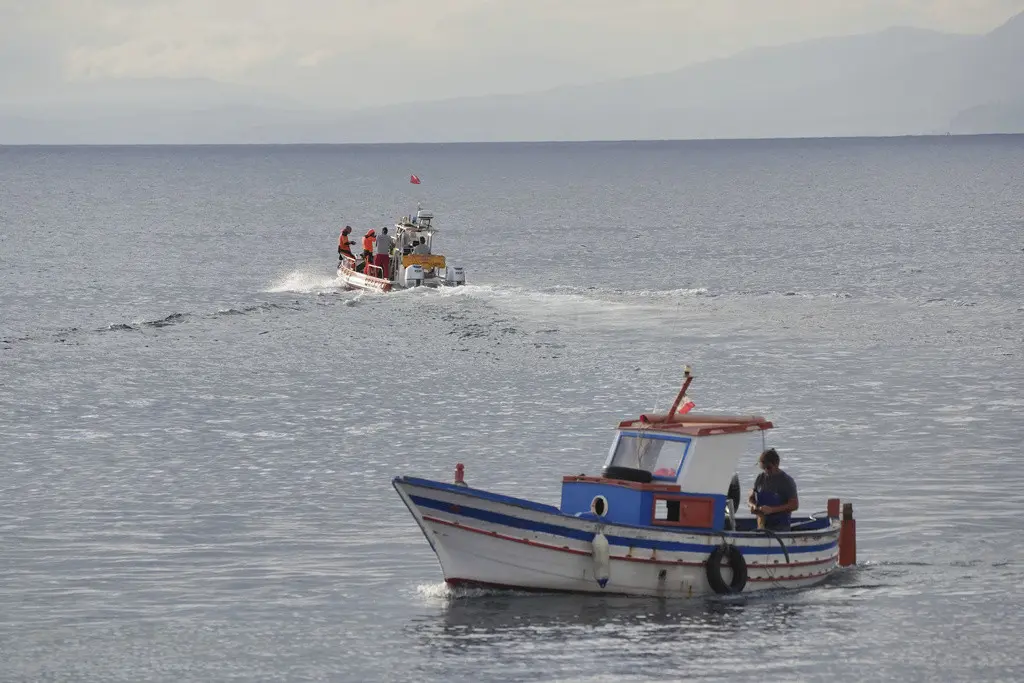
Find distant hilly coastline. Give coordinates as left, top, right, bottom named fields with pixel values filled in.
left=2, top=11, right=1022, bottom=144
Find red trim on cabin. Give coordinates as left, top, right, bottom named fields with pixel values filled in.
left=650, top=494, right=716, bottom=529
left=561, top=475, right=681, bottom=492
left=618, top=412, right=773, bottom=437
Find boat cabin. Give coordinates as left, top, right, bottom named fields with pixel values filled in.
left=560, top=412, right=773, bottom=531
left=396, top=209, right=440, bottom=258
left=393, top=209, right=458, bottom=281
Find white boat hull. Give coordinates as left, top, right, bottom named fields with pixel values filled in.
left=337, top=262, right=392, bottom=292
left=336, top=262, right=458, bottom=293
left=393, top=476, right=840, bottom=598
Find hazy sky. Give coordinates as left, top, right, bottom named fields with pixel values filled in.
left=3, top=0, right=1024, bottom=107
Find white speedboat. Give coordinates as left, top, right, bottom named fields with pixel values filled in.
left=337, top=209, right=466, bottom=293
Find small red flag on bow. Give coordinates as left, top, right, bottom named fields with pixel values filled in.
left=410, top=174, right=421, bottom=184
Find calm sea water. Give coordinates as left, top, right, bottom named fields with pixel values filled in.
left=1, top=137, right=1023, bottom=682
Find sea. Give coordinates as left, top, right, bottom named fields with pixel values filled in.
left=1, top=136, right=1022, bottom=682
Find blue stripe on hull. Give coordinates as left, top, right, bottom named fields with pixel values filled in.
left=407, top=493, right=837, bottom=556
left=398, top=476, right=562, bottom=514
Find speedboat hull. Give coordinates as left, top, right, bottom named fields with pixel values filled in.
left=393, top=476, right=841, bottom=598
left=336, top=262, right=460, bottom=293
left=337, top=262, right=392, bottom=293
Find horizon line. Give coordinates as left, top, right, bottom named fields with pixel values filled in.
left=2, top=132, right=1022, bottom=148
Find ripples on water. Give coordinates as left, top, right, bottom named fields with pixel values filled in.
left=1, top=138, right=1022, bottom=682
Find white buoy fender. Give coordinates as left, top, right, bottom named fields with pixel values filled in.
left=591, top=531, right=610, bottom=588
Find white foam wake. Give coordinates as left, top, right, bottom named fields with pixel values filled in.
left=265, top=268, right=342, bottom=293
left=432, top=283, right=704, bottom=319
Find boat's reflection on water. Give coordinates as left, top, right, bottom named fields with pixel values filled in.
left=402, top=587, right=851, bottom=668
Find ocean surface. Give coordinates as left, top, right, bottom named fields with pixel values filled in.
left=1, top=136, right=1022, bottom=682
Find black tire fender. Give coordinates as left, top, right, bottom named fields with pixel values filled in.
left=705, top=543, right=748, bottom=594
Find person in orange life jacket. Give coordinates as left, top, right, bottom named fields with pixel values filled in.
left=358, top=229, right=375, bottom=273
left=338, top=226, right=355, bottom=262
left=747, top=447, right=799, bottom=531
left=373, top=227, right=394, bottom=279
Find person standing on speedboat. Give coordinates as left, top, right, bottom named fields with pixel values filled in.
left=373, top=227, right=394, bottom=279
left=338, top=226, right=354, bottom=262
left=360, top=229, right=375, bottom=270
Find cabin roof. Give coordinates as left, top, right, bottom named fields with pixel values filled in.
left=396, top=223, right=437, bottom=234
left=616, top=412, right=773, bottom=437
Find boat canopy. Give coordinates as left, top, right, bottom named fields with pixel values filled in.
left=398, top=208, right=437, bottom=231
left=617, top=413, right=773, bottom=437
left=603, top=413, right=772, bottom=493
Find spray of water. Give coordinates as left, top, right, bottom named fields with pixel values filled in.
left=265, top=268, right=343, bottom=294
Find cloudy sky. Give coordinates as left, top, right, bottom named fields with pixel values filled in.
left=3, top=0, right=1023, bottom=108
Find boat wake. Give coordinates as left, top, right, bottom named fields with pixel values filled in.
left=4, top=302, right=306, bottom=347
left=433, top=283, right=711, bottom=303
left=426, top=283, right=713, bottom=326
left=430, top=283, right=854, bottom=309
left=265, top=267, right=343, bottom=294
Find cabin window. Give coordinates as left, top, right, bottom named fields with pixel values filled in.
left=608, top=432, right=691, bottom=481
left=651, top=494, right=715, bottom=528
left=653, top=498, right=681, bottom=522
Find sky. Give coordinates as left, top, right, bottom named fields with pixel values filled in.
left=2, top=0, right=1024, bottom=109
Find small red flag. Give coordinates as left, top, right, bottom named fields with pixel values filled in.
left=676, top=395, right=695, bottom=415
left=410, top=174, right=421, bottom=184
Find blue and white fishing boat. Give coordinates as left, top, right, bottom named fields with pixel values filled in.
left=393, top=368, right=856, bottom=597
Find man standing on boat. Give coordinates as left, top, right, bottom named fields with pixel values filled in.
left=358, top=229, right=376, bottom=273
left=338, top=226, right=354, bottom=263
left=748, top=448, right=799, bottom=531
left=373, top=226, right=394, bottom=280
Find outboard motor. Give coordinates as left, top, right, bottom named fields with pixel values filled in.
left=402, top=264, right=425, bottom=288
left=445, top=265, right=466, bottom=286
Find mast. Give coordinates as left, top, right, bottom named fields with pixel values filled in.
left=667, top=365, right=694, bottom=418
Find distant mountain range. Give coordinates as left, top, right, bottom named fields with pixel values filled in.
left=2, top=11, right=1022, bottom=143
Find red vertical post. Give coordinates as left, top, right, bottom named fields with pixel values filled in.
left=454, top=463, right=465, bottom=485
left=839, top=502, right=856, bottom=566
left=667, top=366, right=694, bottom=418
left=827, top=498, right=840, bottom=518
